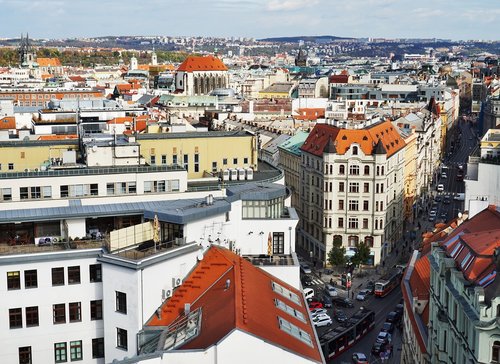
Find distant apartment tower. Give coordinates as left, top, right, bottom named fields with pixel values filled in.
left=298, top=119, right=406, bottom=266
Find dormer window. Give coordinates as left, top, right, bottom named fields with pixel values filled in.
left=352, top=146, right=358, bottom=155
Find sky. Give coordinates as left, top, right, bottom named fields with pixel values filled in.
left=0, top=0, right=498, bottom=41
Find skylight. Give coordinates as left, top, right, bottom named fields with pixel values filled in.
left=275, top=298, right=306, bottom=323
left=278, top=316, right=313, bottom=347
left=272, top=281, right=301, bottom=306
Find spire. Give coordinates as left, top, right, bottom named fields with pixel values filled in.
left=323, top=136, right=337, bottom=154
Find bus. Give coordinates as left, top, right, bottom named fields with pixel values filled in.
left=374, top=268, right=402, bottom=297
left=320, top=308, right=375, bottom=360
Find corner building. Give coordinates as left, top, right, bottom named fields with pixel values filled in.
left=299, top=120, right=406, bottom=266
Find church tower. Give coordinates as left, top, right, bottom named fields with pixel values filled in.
left=18, top=33, right=38, bottom=68
left=130, top=56, right=138, bottom=70
left=151, top=48, right=158, bottom=66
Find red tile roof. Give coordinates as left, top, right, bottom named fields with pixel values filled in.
left=301, top=120, right=405, bottom=158
left=37, top=57, right=62, bottom=67
left=177, top=55, right=228, bottom=72
left=0, top=116, right=16, bottom=130
left=147, top=246, right=323, bottom=363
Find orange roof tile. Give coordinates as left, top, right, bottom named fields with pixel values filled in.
left=37, top=134, right=78, bottom=140
left=147, top=246, right=323, bottom=363
left=301, top=120, right=405, bottom=158
left=37, top=57, right=62, bottom=67
left=177, top=55, right=228, bottom=72
left=0, top=116, right=16, bottom=130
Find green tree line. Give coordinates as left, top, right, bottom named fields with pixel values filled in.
left=0, top=48, right=189, bottom=67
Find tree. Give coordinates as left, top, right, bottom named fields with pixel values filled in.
left=327, top=236, right=346, bottom=271
left=351, top=241, right=371, bottom=272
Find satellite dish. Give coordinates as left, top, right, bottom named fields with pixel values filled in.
left=197, top=253, right=204, bottom=261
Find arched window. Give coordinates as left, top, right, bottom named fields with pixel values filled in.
left=365, top=236, right=374, bottom=247
left=348, top=235, right=358, bottom=247
left=352, top=146, right=358, bottom=155
left=376, top=166, right=380, bottom=175
left=364, top=165, right=370, bottom=175
left=381, top=166, right=385, bottom=175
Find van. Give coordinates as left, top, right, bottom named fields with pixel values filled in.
left=303, top=288, right=314, bottom=301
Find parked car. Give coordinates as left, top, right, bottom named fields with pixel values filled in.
left=371, top=341, right=386, bottom=355
left=441, top=172, right=447, bottom=179
left=376, top=331, right=392, bottom=344
left=313, top=314, right=333, bottom=327
left=386, top=311, right=400, bottom=323
left=356, top=289, right=371, bottom=301
left=434, top=195, right=442, bottom=202
left=395, top=303, right=404, bottom=316
left=334, top=309, right=348, bottom=323
left=324, top=284, right=338, bottom=297
left=303, top=287, right=314, bottom=301
left=332, top=297, right=354, bottom=308
left=321, top=294, right=333, bottom=308
left=381, top=321, right=394, bottom=334
left=310, top=308, right=327, bottom=317
left=352, top=352, right=369, bottom=364
left=308, top=300, right=323, bottom=310
left=437, top=184, right=444, bottom=192
left=429, top=210, right=437, bottom=217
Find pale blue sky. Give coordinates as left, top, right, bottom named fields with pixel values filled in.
left=0, top=0, right=498, bottom=40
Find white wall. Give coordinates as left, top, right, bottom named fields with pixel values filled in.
left=66, top=218, right=87, bottom=239
left=0, top=250, right=104, bottom=364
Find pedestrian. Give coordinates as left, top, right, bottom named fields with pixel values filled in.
left=382, top=260, right=385, bottom=267
left=330, top=277, right=333, bottom=285
left=351, top=291, right=354, bottom=299
left=319, top=271, right=322, bottom=279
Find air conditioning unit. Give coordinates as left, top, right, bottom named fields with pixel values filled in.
left=161, top=289, right=172, bottom=300
left=172, top=276, right=182, bottom=288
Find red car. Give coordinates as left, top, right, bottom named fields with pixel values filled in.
left=308, top=301, right=323, bottom=310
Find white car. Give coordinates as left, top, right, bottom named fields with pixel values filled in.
left=356, top=289, right=371, bottom=301
left=300, top=263, right=312, bottom=274
left=429, top=210, right=437, bottom=217
left=313, top=314, right=333, bottom=327
left=437, top=184, right=444, bottom=192
left=376, top=331, right=392, bottom=344
left=441, top=173, right=447, bottom=179
left=324, top=284, right=338, bottom=297
left=310, top=308, right=327, bottom=318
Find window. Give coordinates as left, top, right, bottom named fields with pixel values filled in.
left=194, top=153, right=199, bottom=172
left=364, top=183, right=369, bottom=193
left=68, top=266, right=80, bottom=284
left=9, top=308, right=22, bottom=328
left=25, top=306, right=39, bottom=327
left=349, top=182, right=359, bottom=193
left=233, top=158, right=238, bottom=164
left=352, top=146, right=358, bottom=155
left=278, top=316, right=312, bottom=347
left=363, top=200, right=369, bottom=211
left=30, top=186, right=41, bottom=199
left=70, top=340, right=82, bottom=361
left=89, top=264, right=102, bottom=282
left=52, top=267, right=65, bottom=286
left=92, top=338, right=105, bottom=359
left=161, top=155, right=167, bottom=164
left=338, top=182, right=344, bottom=192
left=19, top=346, right=32, bottom=364
left=20, top=187, right=29, bottom=199
left=116, top=291, right=127, bottom=314
left=339, top=165, right=345, bottom=174
left=348, top=217, right=358, bottom=229
left=349, top=165, right=360, bottom=175
left=172, top=154, right=178, bottom=165
left=90, top=184, right=98, bottom=196
left=117, top=328, right=128, bottom=350
left=53, top=304, right=66, bottom=324
left=212, top=161, right=217, bottom=172
left=54, top=342, right=67, bottom=363
left=23, top=269, right=37, bottom=289
left=69, top=302, right=81, bottom=322
left=7, top=271, right=20, bottom=290
left=223, top=158, right=228, bottom=165
left=349, top=200, right=359, bottom=211
left=150, top=155, right=156, bottom=165
left=493, top=341, right=500, bottom=363
left=60, top=185, right=69, bottom=198
left=338, top=200, right=344, bottom=210
left=364, top=165, right=370, bottom=175
left=1, top=187, right=12, bottom=200
left=271, top=281, right=301, bottom=305
left=273, top=232, right=285, bottom=254
left=244, top=157, right=248, bottom=164
left=91, top=300, right=103, bottom=320
left=338, top=217, right=344, bottom=228
left=183, top=154, right=189, bottom=171
left=8, top=163, right=14, bottom=170
left=363, top=218, right=369, bottom=229
left=275, top=299, right=306, bottom=322
left=106, top=183, right=115, bottom=195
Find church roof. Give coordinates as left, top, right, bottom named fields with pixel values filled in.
left=37, top=58, right=62, bottom=67
left=177, top=55, right=228, bottom=72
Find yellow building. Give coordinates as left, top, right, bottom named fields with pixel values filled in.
left=0, top=139, right=79, bottom=172
left=136, top=131, right=257, bottom=179
left=258, top=82, right=295, bottom=99
left=402, top=129, right=418, bottom=224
